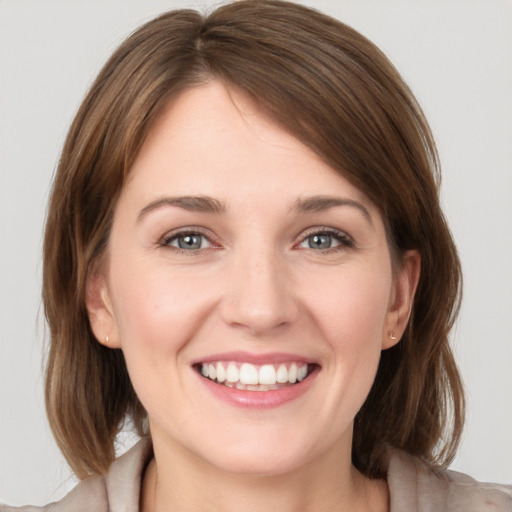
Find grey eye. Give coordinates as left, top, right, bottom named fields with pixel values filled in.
left=173, top=234, right=206, bottom=250
left=298, top=230, right=350, bottom=251
left=307, top=234, right=334, bottom=249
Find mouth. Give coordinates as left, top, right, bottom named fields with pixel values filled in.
left=194, top=361, right=316, bottom=392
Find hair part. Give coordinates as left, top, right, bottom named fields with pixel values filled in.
left=43, top=0, right=464, bottom=479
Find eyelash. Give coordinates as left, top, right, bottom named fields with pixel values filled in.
left=159, top=227, right=354, bottom=254
left=160, top=228, right=218, bottom=254
left=296, top=227, right=354, bottom=253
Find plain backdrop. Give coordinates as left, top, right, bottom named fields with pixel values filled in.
left=1, top=0, right=511, bottom=506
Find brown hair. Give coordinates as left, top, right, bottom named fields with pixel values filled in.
left=43, top=0, right=464, bottom=479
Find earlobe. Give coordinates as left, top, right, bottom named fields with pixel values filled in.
left=383, top=250, right=421, bottom=349
left=85, top=269, right=121, bottom=348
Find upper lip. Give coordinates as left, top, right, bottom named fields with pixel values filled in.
left=191, top=351, right=319, bottom=366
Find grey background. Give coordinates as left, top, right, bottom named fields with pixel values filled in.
left=1, top=0, right=511, bottom=506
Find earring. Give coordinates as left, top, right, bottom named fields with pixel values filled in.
left=106, top=335, right=110, bottom=344
left=389, top=331, right=397, bottom=341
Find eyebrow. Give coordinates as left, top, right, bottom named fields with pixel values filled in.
left=137, top=194, right=373, bottom=225
left=137, top=196, right=227, bottom=221
left=292, top=195, right=373, bottom=225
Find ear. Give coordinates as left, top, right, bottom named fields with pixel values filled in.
left=382, top=250, right=421, bottom=349
left=85, top=268, right=121, bottom=349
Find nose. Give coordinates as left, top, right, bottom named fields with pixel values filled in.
left=220, top=248, right=299, bottom=336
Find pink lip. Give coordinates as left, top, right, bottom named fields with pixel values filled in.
left=191, top=351, right=316, bottom=366
left=194, top=363, right=320, bottom=409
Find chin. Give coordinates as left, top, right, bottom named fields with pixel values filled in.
left=182, top=423, right=327, bottom=478
left=205, top=445, right=310, bottom=477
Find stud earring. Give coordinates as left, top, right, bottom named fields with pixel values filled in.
left=389, top=332, right=397, bottom=341
left=106, top=335, right=110, bottom=344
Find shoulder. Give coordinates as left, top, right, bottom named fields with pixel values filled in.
left=1, top=475, right=107, bottom=512
left=0, top=438, right=152, bottom=512
left=387, top=449, right=512, bottom=512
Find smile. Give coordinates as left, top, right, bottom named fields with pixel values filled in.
left=196, top=361, right=313, bottom=391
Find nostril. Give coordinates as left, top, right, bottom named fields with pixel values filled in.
left=219, top=265, right=300, bottom=334
left=221, top=301, right=298, bottom=337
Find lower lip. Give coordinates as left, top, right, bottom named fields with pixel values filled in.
left=196, top=367, right=319, bottom=409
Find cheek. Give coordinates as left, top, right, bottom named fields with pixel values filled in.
left=107, top=267, right=213, bottom=413
left=307, top=263, right=392, bottom=351
left=108, top=261, right=219, bottom=372
left=304, top=262, right=392, bottom=411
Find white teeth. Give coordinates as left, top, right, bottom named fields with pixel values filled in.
left=216, top=362, right=226, bottom=382
left=239, top=363, right=259, bottom=385
left=259, top=364, right=277, bottom=385
left=288, top=363, right=298, bottom=383
left=226, top=363, right=239, bottom=383
left=199, top=361, right=310, bottom=386
left=297, top=365, right=308, bottom=382
left=248, top=384, right=272, bottom=391
left=276, top=364, right=288, bottom=383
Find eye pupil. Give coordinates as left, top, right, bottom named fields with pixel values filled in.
left=308, top=234, right=331, bottom=249
left=178, top=234, right=202, bottom=249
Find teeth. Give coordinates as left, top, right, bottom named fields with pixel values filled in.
left=276, top=364, right=288, bottom=383
left=239, top=363, right=259, bottom=385
left=226, top=363, right=239, bottom=383
left=288, top=363, right=297, bottom=383
left=199, top=361, right=311, bottom=386
left=259, top=364, right=276, bottom=385
left=216, top=362, right=226, bottom=382
left=297, top=365, right=308, bottom=382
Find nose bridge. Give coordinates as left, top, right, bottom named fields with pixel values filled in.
left=222, top=238, right=297, bottom=335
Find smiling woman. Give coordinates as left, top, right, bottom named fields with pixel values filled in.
left=2, top=1, right=511, bottom=511
left=86, top=83, right=415, bottom=489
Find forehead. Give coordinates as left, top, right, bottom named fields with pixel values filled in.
left=122, top=81, right=376, bottom=216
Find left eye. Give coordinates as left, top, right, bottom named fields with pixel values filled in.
left=166, top=233, right=211, bottom=250
left=298, top=231, right=349, bottom=250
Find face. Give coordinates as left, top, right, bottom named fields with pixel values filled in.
left=88, top=81, right=418, bottom=477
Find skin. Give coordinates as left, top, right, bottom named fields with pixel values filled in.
left=87, top=81, right=420, bottom=512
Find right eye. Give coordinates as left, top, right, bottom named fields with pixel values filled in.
left=163, top=232, right=212, bottom=251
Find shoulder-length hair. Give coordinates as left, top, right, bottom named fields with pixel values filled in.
left=43, top=0, right=464, bottom=479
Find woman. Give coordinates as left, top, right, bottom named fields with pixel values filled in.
left=2, top=1, right=510, bottom=510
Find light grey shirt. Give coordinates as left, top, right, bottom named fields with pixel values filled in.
left=2, top=438, right=511, bottom=511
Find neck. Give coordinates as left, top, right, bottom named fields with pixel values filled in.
left=141, top=432, right=389, bottom=512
